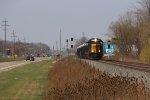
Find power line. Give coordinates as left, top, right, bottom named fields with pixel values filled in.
left=1, top=18, right=9, bottom=55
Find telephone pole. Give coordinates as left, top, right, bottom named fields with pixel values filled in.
left=2, top=18, right=9, bottom=55
left=23, top=37, right=27, bottom=56
left=11, top=30, right=17, bottom=57
left=24, top=37, right=26, bottom=43
left=56, top=41, right=58, bottom=52
left=60, top=29, right=61, bottom=55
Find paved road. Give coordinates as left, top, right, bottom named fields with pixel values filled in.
left=0, top=57, right=50, bottom=72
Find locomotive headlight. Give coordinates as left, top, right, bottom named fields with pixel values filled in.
left=94, top=38, right=97, bottom=42
left=99, top=50, right=101, bottom=52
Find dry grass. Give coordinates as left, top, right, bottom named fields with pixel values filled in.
left=45, top=57, right=150, bottom=100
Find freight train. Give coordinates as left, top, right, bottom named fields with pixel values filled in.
left=76, top=38, right=103, bottom=60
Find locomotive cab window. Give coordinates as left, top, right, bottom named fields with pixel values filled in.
left=90, top=44, right=100, bottom=53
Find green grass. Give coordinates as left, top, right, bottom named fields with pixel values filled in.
left=0, top=60, right=52, bottom=100
left=0, top=57, right=24, bottom=62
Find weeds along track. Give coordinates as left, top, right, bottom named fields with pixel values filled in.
left=45, top=57, right=150, bottom=100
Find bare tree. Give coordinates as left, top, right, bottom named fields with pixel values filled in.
left=109, top=0, right=150, bottom=62
left=139, top=0, right=150, bottom=18
left=74, top=36, right=88, bottom=48
left=0, top=38, right=50, bottom=56
left=110, top=12, right=135, bottom=55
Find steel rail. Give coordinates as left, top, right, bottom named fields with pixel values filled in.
left=99, top=60, right=150, bottom=72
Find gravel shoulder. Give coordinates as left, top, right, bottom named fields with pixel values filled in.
left=86, top=60, right=150, bottom=88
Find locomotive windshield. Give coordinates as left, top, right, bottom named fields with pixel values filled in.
left=90, top=44, right=100, bottom=53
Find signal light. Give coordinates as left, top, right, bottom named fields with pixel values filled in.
left=108, top=40, right=110, bottom=43
left=71, top=38, right=73, bottom=41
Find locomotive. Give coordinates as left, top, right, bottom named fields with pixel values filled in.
left=76, top=38, right=103, bottom=60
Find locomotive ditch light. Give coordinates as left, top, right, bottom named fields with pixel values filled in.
left=91, top=50, right=94, bottom=53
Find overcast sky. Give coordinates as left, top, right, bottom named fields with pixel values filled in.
left=0, top=0, right=138, bottom=49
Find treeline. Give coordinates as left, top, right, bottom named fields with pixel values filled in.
left=0, top=39, right=50, bottom=56
left=109, top=0, right=150, bottom=63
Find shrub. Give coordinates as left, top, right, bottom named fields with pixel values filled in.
left=140, top=38, right=150, bottom=63
left=45, top=57, right=150, bottom=100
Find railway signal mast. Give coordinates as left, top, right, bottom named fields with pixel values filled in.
left=71, top=37, right=73, bottom=48
left=107, top=40, right=111, bottom=59
left=108, top=40, right=111, bottom=49
left=66, top=39, right=69, bottom=56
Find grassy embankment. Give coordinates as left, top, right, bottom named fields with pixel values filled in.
left=0, top=56, right=24, bottom=62
left=0, top=60, right=52, bottom=100
left=46, top=57, right=150, bottom=100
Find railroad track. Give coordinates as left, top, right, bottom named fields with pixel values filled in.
left=99, top=60, right=150, bottom=72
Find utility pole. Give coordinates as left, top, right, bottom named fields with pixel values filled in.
left=23, top=37, right=26, bottom=55
left=60, top=29, right=61, bottom=55
left=56, top=41, right=58, bottom=52
left=11, top=30, right=17, bottom=58
left=2, top=18, right=9, bottom=56
left=24, top=37, right=26, bottom=43
left=82, top=32, right=85, bottom=37
left=17, top=38, right=21, bottom=56
left=53, top=45, right=54, bottom=56
left=53, top=45, right=54, bottom=51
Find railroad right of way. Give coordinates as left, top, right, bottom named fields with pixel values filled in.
left=85, top=59, right=150, bottom=89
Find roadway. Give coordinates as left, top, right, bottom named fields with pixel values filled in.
left=0, top=57, right=50, bottom=72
